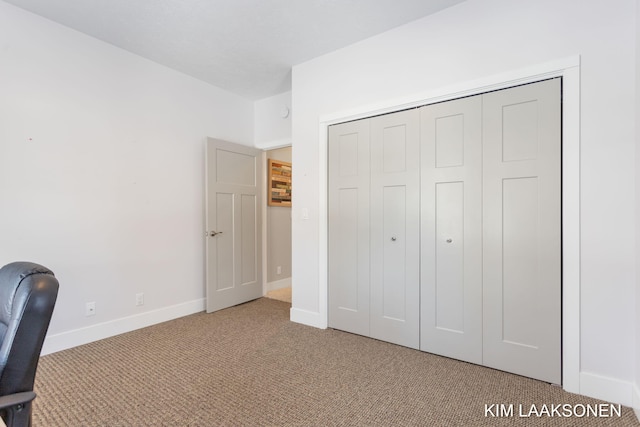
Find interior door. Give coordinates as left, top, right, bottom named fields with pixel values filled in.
left=420, top=95, right=483, bottom=364
left=206, top=138, right=263, bottom=313
left=482, top=79, right=561, bottom=384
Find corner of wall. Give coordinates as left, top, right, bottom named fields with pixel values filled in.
left=254, top=91, right=292, bottom=148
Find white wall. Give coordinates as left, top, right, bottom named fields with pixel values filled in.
left=254, top=91, right=292, bottom=149
left=291, top=0, right=637, bottom=405
left=0, top=2, right=254, bottom=352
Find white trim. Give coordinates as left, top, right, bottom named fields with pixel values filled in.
left=317, top=122, right=329, bottom=329
left=320, top=56, right=581, bottom=125
left=633, top=383, right=640, bottom=422
left=313, top=55, right=581, bottom=393
left=261, top=150, right=268, bottom=296
left=266, top=277, right=292, bottom=292
left=42, top=298, right=205, bottom=355
left=580, top=372, right=634, bottom=407
left=255, top=138, right=292, bottom=150
left=290, top=307, right=325, bottom=329
left=560, top=64, right=581, bottom=394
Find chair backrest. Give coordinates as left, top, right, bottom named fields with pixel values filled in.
left=0, top=262, right=59, bottom=396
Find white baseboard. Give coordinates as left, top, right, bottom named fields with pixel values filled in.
left=42, top=298, right=205, bottom=355
left=579, top=371, right=633, bottom=407
left=266, top=277, right=291, bottom=292
left=633, top=383, right=640, bottom=422
left=290, top=307, right=326, bottom=329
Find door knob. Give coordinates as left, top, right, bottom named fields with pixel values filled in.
left=209, top=231, right=223, bottom=237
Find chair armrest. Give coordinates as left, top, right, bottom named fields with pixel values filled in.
left=0, top=391, right=36, bottom=410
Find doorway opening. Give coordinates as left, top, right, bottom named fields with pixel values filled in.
left=265, top=146, right=293, bottom=304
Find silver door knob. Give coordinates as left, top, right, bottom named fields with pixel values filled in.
left=209, top=231, right=223, bottom=237
left=446, top=238, right=453, bottom=243
left=391, top=236, right=397, bottom=241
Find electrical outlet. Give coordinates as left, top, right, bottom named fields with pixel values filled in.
left=85, top=302, right=96, bottom=316
left=136, top=293, right=144, bottom=306
left=276, top=266, right=282, bottom=275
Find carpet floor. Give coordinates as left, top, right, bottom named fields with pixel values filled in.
left=33, top=298, right=638, bottom=426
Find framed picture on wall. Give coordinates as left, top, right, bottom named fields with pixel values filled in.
left=268, top=159, right=292, bottom=206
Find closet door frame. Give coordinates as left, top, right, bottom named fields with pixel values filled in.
left=314, top=56, right=581, bottom=394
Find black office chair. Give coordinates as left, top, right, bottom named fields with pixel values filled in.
left=0, top=262, right=59, bottom=427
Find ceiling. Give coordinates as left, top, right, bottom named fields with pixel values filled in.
left=4, top=0, right=465, bottom=100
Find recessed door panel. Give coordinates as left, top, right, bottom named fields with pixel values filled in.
left=383, top=125, right=407, bottom=173
left=435, top=114, right=465, bottom=168
left=339, top=133, right=359, bottom=177
left=502, top=101, right=538, bottom=162
left=502, top=177, right=539, bottom=348
left=334, top=188, right=359, bottom=311
left=240, top=194, right=258, bottom=285
left=215, top=193, right=234, bottom=291
left=382, top=185, right=407, bottom=321
left=216, top=149, right=256, bottom=186
left=435, top=181, right=464, bottom=332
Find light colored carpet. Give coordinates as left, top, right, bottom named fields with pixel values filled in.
left=265, top=286, right=292, bottom=303
left=33, top=298, right=638, bottom=426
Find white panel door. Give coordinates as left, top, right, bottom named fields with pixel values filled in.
left=206, top=138, right=263, bottom=313
left=370, top=109, right=420, bottom=349
left=328, top=120, right=371, bottom=336
left=482, top=79, right=561, bottom=384
left=420, top=96, right=483, bottom=364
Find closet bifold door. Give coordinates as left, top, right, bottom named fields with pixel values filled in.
left=369, top=109, right=420, bottom=349
left=482, top=78, right=562, bottom=384
left=419, top=96, right=483, bottom=364
left=328, top=119, right=371, bottom=336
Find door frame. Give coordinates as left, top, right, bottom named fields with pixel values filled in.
left=315, top=56, right=580, bottom=393
left=262, top=144, right=294, bottom=296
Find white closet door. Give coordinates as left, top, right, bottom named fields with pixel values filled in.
left=328, top=119, right=371, bottom=336
left=370, top=109, right=420, bottom=349
left=482, top=79, right=561, bottom=384
left=420, top=96, right=483, bottom=364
